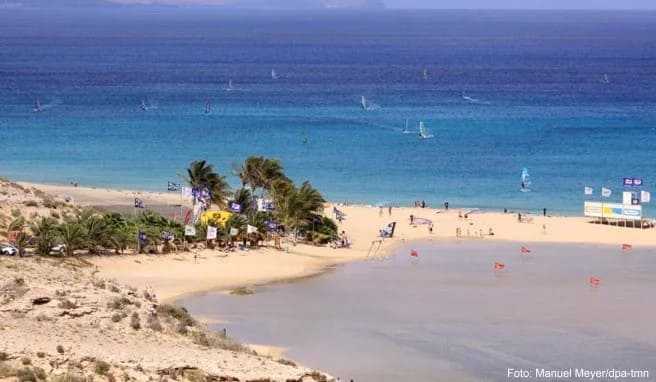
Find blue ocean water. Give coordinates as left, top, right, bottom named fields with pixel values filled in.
left=1, top=9, right=656, bottom=214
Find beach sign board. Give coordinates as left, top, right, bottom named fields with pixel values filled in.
left=641, top=190, right=651, bottom=203
left=184, top=225, right=197, bottom=236
left=584, top=201, right=642, bottom=221
left=206, top=226, right=218, bottom=240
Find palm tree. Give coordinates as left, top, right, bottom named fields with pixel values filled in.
left=29, top=217, right=58, bottom=256
left=233, top=187, right=254, bottom=217
left=57, top=222, right=87, bottom=257
left=13, top=232, right=30, bottom=257
left=185, top=160, right=231, bottom=209
left=75, top=209, right=110, bottom=254
left=275, top=181, right=326, bottom=239
left=239, top=156, right=289, bottom=194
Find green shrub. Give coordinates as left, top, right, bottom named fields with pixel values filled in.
left=130, top=312, right=141, bottom=330
left=94, top=361, right=110, bottom=376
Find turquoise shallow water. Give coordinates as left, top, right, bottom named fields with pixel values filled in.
left=1, top=9, right=656, bottom=214
left=181, top=241, right=656, bottom=382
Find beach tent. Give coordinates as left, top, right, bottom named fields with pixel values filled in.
left=200, top=211, right=233, bottom=227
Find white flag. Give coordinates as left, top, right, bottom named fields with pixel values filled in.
left=601, top=187, right=612, bottom=198
left=584, top=186, right=593, bottom=195
left=206, top=226, right=218, bottom=240
left=247, top=225, right=258, bottom=234
left=181, top=187, right=193, bottom=198
left=230, top=228, right=239, bottom=236
left=641, top=190, right=651, bottom=204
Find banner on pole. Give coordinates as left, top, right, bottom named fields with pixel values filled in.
left=601, top=187, right=612, bottom=198
left=641, top=190, right=651, bottom=204
left=584, top=186, right=593, bottom=195
left=584, top=201, right=642, bottom=221
left=623, top=177, right=643, bottom=187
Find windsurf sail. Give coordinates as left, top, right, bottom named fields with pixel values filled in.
left=418, top=121, right=434, bottom=139
left=402, top=119, right=412, bottom=134
left=361, top=96, right=368, bottom=110
left=423, top=68, right=429, bottom=80
left=33, top=98, right=42, bottom=113
left=602, top=74, right=610, bottom=84
left=271, top=69, right=280, bottom=80
left=140, top=99, right=148, bottom=111
left=204, top=98, right=212, bottom=114
left=520, top=168, right=531, bottom=192
left=226, top=79, right=235, bottom=91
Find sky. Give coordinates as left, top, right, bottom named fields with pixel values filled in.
left=384, top=0, right=656, bottom=9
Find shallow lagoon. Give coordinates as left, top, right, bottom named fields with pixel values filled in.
left=182, top=241, right=656, bottom=381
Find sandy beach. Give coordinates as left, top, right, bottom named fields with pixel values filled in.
left=11, top=181, right=656, bottom=302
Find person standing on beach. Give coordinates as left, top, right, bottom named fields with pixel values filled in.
left=388, top=206, right=392, bottom=216
left=543, top=208, right=547, bottom=217
left=410, top=214, right=414, bottom=225
left=444, top=201, right=449, bottom=210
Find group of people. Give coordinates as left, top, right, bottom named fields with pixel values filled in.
left=413, top=200, right=428, bottom=208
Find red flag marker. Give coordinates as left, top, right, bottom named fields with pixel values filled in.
left=621, top=244, right=633, bottom=252
left=520, top=246, right=531, bottom=255
left=494, top=262, right=505, bottom=270
left=410, top=249, right=419, bottom=258
left=589, top=276, right=601, bottom=287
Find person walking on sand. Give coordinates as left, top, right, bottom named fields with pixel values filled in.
left=429, top=223, right=434, bottom=234
left=543, top=208, right=547, bottom=217
left=379, top=206, right=383, bottom=217
left=444, top=201, right=449, bottom=210
left=388, top=206, right=392, bottom=216
left=410, top=214, right=414, bottom=225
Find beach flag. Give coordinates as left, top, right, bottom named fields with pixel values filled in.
left=601, top=187, right=612, bottom=198
left=584, top=186, right=594, bottom=195
left=229, top=202, right=242, bottom=213
left=247, top=225, right=258, bottom=234
left=134, top=198, right=145, bottom=209
left=494, top=262, right=505, bottom=270
left=622, top=243, right=633, bottom=252
left=181, top=186, right=193, bottom=198
left=641, top=191, right=651, bottom=204
left=167, top=182, right=180, bottom=192
left=520, top=246, right=531, bottom=255
left=410, top=249, right=419, bottom=257
left=589, top=276, right=601, bottom=287
left=206, top=226, right=218, bottom=240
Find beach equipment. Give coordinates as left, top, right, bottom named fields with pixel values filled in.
left=206, top=226, right=218, bottom=240
left=379, top=222, right=396, bottom=238
left=589, top=276, right=601, bottom=287
left=494, top=262, right=505, bottom=270
left=134, top=198, right=145, bottom=209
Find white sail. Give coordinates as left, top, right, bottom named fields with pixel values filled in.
left=418, top=121, right=434, bottom=139
left=423, top=68, right=429, bottom=80
left=33, top=98, right=42, bottom=113
left=271, top=69, right=279, bottom=80
left=361, top=96, right=368, bottom=110
left=402, top=119, right=412, bottom=134
left=520, top=168, right=531, bottom=192
left=226, top=79, right=235, bottom=91
left=204, top=99, right=212, bottom=114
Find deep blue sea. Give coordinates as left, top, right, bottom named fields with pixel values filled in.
left=1, top=9, right=656, bottom=214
